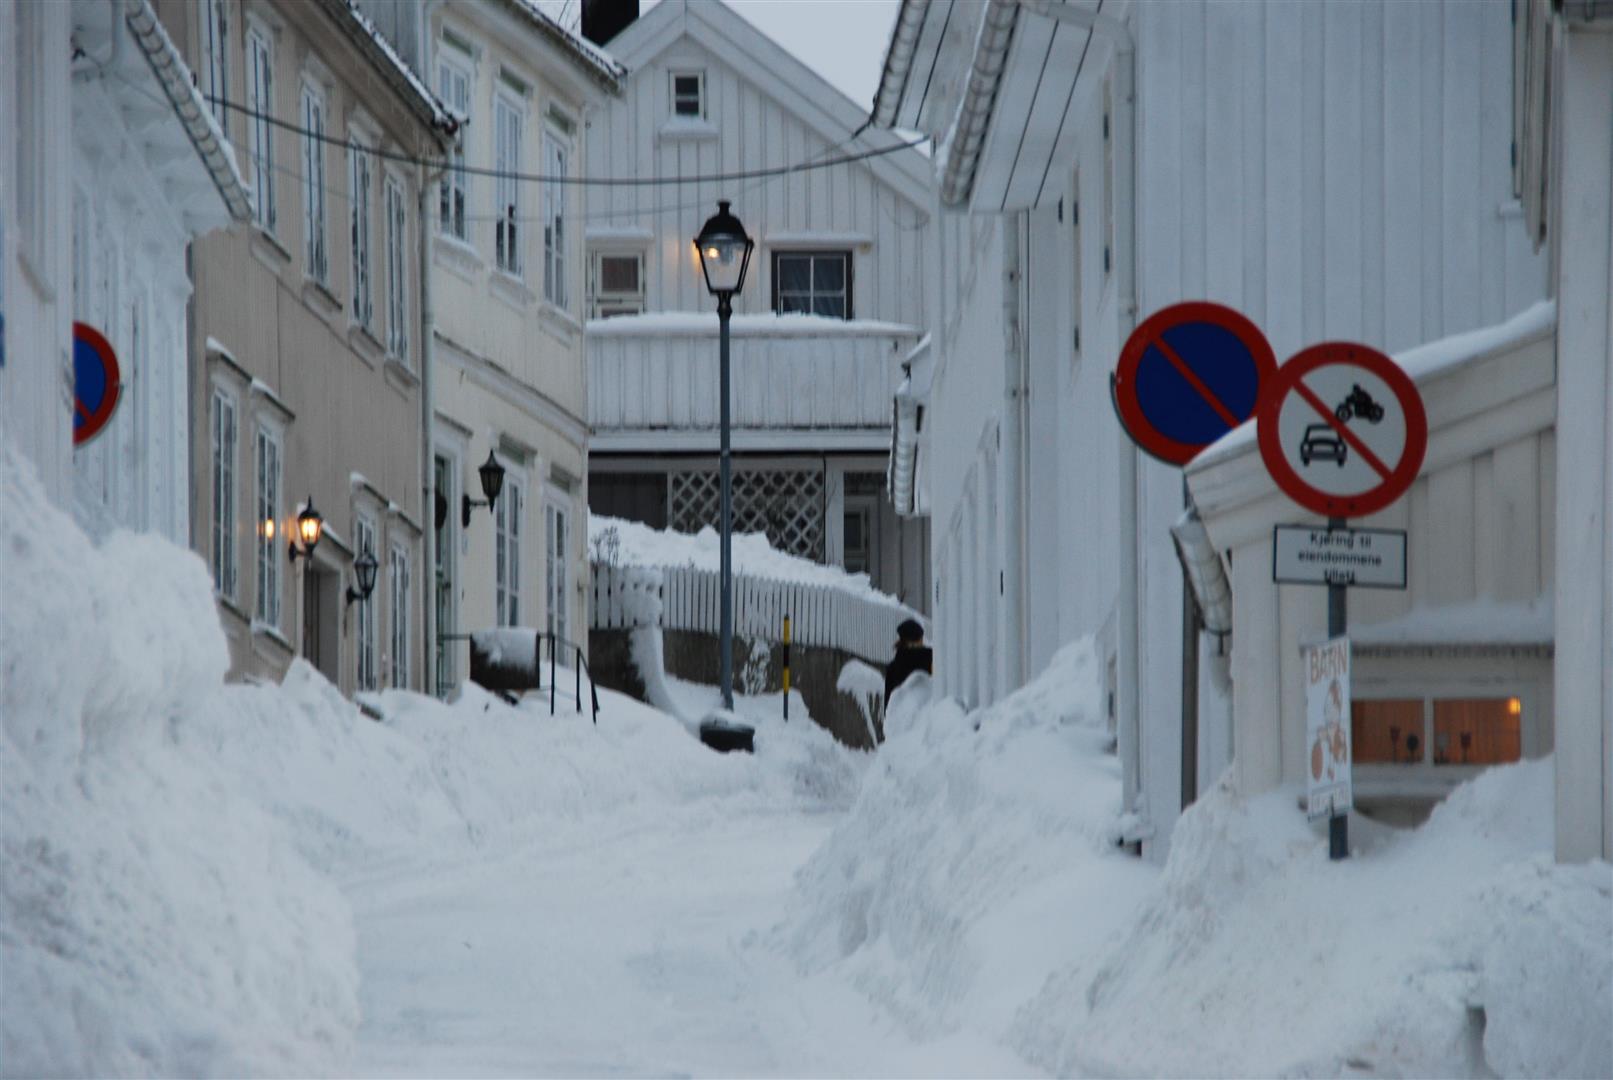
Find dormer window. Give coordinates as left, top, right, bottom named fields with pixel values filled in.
left=671, top=71, right=704, bottom=118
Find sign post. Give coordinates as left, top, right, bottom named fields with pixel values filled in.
left=1259, top=341, right=1427, bottom=860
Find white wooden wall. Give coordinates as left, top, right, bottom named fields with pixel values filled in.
left=584, top=34, right=931, bottom=327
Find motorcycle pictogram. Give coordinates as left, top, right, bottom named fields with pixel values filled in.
left=1334, top=384, right=1385, bottom=424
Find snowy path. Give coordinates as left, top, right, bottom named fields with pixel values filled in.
left=347, top=809, right=1038, bottom=1077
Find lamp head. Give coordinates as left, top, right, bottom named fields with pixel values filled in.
left=694, top=200, right=753, bottom=297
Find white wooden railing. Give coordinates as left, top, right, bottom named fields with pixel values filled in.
left=590, top=561, right=921, bottom=666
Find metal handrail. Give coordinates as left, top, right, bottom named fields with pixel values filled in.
left=441, top=629, right=600, bottom=724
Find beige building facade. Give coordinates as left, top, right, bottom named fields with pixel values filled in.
left=159, top=0, right=452, bottom=695
left=380, top=1, right=621, bottom=694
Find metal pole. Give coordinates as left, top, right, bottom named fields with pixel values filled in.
left=1327, top=515, right=1349, bottom=861
left=782, top=614, right=792, bottom=722
left=719, top=291, right=735, bottom=710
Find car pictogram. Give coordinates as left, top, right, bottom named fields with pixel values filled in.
left=1299, top=422, right=1347, bottom=467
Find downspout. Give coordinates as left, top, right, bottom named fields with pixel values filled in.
left=1112, top=33, right=1143, bottom=832
left=420, top=154, right=447, bottom=694
left=1002, top=213, right=1027, bottom=691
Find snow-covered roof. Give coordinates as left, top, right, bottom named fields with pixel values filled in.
left=329, top=0, right=457, bottom=139
left=500, top=0, right=627, bottom=93
left=890, top=335, right=933, bottom=517
left=585, top=311, right=921, bottom=339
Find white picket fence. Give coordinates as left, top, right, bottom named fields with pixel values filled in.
left=590, top=561, right=920, bottom=666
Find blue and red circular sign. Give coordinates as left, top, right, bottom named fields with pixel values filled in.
left=1257, top=341, right=1427, bottom=519
left=1112, top=302, right=1277, bottom=466
left=73, top=322, right=121, bottom=447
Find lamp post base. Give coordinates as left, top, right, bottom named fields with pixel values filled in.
left=699, top=710, right=755, bottom=754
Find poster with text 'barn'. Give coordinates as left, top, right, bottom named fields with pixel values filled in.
left=1306, top=636, right=1352, bottom=821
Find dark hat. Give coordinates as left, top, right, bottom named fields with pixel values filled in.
left=897, top=618, right=925, bottom=643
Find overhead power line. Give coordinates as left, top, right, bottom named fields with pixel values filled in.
left=206, top=95, right=928, bottom=187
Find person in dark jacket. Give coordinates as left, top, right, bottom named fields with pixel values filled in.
left=884, top=618, right=933, bottom=706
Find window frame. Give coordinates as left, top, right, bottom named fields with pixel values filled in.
left=349, top=136, right=374, bottom=328
left=389, top=540, right=411, bottom=689
left=542, top=126, right=570, bottom=309
left=493, top=91, right=525, bottom=277
left=253, top=419, right=283, bottom=629
left=300, top=80, right=329, bottom=284
left=670, top=70, right=705, bottom=119
left=436, top=47, right=472, bottom=242
left=354, top=512, right=379, bottom=692
left=590, top=249, right=645, bottom=318
left=771, top=249, right=853, bottom=320
left=210, top=385, right=240, bottom=601
left=245, top=20, right=276, bottom=232
left=203, top=0, right=230, bottom=133
left=544, top=495, right=571, bottom=646
left=383, top=172, right=409, bottom=359
left=432, top=450, right=459, bottom=696
left=495, top=466, right=524, bottom=627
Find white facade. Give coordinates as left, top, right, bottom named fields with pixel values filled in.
left=2, top=0, right=248, bottom=538
left=582, top=0, right=934, bottom=612
left=882, top=0, right=1552, bottom=861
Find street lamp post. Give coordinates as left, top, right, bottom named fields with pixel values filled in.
left=694, top=201, right=754, bottom=721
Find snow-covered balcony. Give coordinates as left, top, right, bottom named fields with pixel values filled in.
left=586, top=313, right=921, bottom=452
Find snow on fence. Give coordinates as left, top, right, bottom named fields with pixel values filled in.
left=590, top=561, right=920, bottom=666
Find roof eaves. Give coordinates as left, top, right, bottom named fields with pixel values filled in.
left=939, top=0, right=1019, bottom=209
left=872, top=0, right=931, bottom=129
left=322, top=0, right=458, bottom=146
left=120, top=0, right=253, bottom=224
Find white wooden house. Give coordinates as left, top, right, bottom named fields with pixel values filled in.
left=876, top=0, right=1574, bottom=861
left=579, top=0, right=934, bottom=614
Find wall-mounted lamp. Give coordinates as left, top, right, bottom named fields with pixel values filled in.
left=346, top=547, right=379, bottom=607
left=288, top=496, right=324, bottom=563
left=461, top=450, right=506, bottom=528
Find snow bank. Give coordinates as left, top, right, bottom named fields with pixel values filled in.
left=1, top=446, right=358, bottom=1076
left=1020, top=759, right=1612, bottom=1078
left=782, top=639, right=1157, bottom=1040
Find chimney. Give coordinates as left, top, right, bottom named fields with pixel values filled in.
left=581, top=0, right=639, bottom=47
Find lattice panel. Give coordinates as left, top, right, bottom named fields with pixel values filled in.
left=669, top=468, right=825, bottom=560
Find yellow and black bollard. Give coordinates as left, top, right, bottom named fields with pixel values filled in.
left=782, top=614, right=791, bottom=723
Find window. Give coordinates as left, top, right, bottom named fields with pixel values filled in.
left=437, top=51, right=470, bottom=241
left=671, top=71, right=704, bottom=118
left=773, top=251, right=852, bottom=319
left=301, top=83, right=328, bottom=283
left=542, top=131, right=568, bottom=307
left=433, top=453, right=456, bottom=696
left=14, top=2, right=52, bottom=285
left=1102, top=78, right=1114, bottom=279
left=350, top=141, right=373, bottom=327
left=545, top=502, right=568, bottom=645
left=389, top=541, right=410, bottom=689
left=254, top=423, right=282, bottom=628
left=355, top=515, right=378, bottom=692
left=1070, top=168, right=1083, bottom=359
left=203, top=0, right=230, bottom=131
left=245, top=24, right=275, bottom=230
left=384, top=175, right=408, bottom=358
left=494, top=95, right=523, bottom=275
left=495, top=473, right=522, bottom=626
left=211, top=388, right=239, bottom=599
left=591, top=251, right=644, bottom=318
left=1353, top=698, right=1524, bottom=768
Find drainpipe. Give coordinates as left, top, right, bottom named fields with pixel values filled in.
left=1001, top=213, right=1027, bottom=690
left=420, top=160, right=442, bottom=694
left=1112, top=33, right=1143, bottom=829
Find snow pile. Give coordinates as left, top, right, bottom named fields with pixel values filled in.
left=782, top=639, right=1157, bottom=1040
left=1018, top=760, right=1613, bottom=1077
left=591, top=514, right=898, bottom=603
left=0, top=447, right=358, bottom=1076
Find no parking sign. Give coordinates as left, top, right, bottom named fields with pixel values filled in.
left=73, top=322, right=122, bottom=447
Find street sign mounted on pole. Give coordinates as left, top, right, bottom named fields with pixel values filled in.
left=1273, top=525, right=1407, bottom=589
left=1256, top=342, right=1427, bottom=519
left=1112, top=302, right=1277, bottom=466
left=1304, top=636, right=1353, bottom=823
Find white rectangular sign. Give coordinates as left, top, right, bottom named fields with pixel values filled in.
left=1304, top=636, right=1353, bottom=821
left=1273, top=526, right=1407, bottom=588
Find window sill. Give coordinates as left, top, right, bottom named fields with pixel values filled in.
left=657, top=118, right=719, bottom=143
left=490, top=268, right=534, bottom=310
left=539, top=299, right=582, bottom=336
left=303, top=277, right=342, bottom=318
left=251, top=618, right=293, bottom=654
left=384, top=355, right=420, bottom=389
left=216, top=592, right=250, bottom=624
left=347, top=322, right=385, bottom=367
left=249, top=225, right=292, bottom=272
left=434, top=232, right=483, bottom=282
